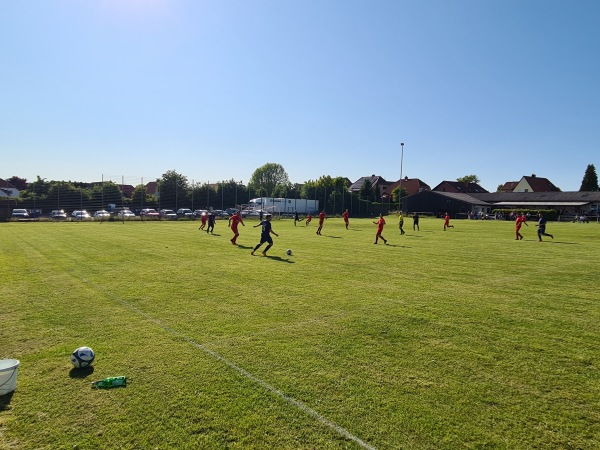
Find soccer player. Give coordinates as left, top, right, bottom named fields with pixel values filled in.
left=342, top=209, right=349, bottom=229
left=305, top=213, right=312, bottom=226
left=199, top=212, right=207, bottom=230
left=515, top=212, right=528, bottom=240
left=294, top=211, right=300, bottom=226
left=251, top=214, right=279, bottom=256
left=443, top=212, right=454, bottom=231
left=413, top=212, right=419, bottom=231
left=316, top=210, right=326, bottom=235
left=206, top=211, right=216, bottom=234
left=398, top=213, right=405, bottom=235
left=373, top=213, right=388, bottom=244
left=536, top=213, right=554, bottom=241
left=228, top=210, right=245, bottom=245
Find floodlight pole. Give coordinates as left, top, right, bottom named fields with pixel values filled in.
left=399, top=142, right=404, bottom=213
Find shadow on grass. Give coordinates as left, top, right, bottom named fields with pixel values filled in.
left=69, top=366, right=95, bottom=378
left=383, top=243, right=411, bottom=248
left=265, top=255, right=295, bottom=263
left=237, top=245, right=253, bottom=250
left=320, top=235, right=342, bottom=239
left=540, top=240, right=577, bottom=245
left=0, top=391, right=14, bottom=411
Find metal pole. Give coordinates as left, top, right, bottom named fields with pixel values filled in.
left=399, top=142, right=404, bottom=213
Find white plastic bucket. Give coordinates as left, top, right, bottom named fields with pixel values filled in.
left=0, top=359, right=20, bottom=396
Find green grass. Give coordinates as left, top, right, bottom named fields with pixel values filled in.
left=1, top=217, right=599, bottom=449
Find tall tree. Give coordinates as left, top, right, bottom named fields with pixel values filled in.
left=7, top=176, right=27, bottom=191
left=248, top=163, right=290, bottom=197
left=579, top=164, right=599, bottom=191
left=456, top=175, right=480, bottom=184
left=158, top=170, right=190, bottom=210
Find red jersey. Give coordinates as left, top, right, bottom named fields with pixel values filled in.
left=319, top=212, right=326, bottom=223
left=444, top=214, right=450, bottom=224
left=342, top=211, right=349, bottom=222
left=230, top=214, right=243, bottom=230
left=376, top=217, right=386, bottom=231
left=515, top=215, right=525, bottom=229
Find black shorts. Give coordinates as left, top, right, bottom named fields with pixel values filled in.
left=260, top=235, right=273, bottom=244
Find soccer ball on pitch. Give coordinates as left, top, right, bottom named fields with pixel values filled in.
left=70, top=346, right=95, bottom=369
left=286, top=249, right=292, bottom=256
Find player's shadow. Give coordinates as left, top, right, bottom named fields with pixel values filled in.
left=385, top=244, right=411, bottom=248
left=322, top=235, right=342, bottom=239
left=0, top=391, right=14, bottom=411
left=266, top=255, right=295, bottom=263
left=210, top=233, right=221, bottom=237
left=543, top=241, right=577, bottom=245
left=69, top=366, right=95, bottom=378
left=237, top=245, right=253, bottom=250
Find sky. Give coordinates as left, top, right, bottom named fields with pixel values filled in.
left=1, top=0, right=599, bottom=192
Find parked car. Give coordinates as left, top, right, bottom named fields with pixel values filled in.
left=11, top=208, right=29, bottom=218
left=94, top=210, right=111, bottom=219
left=140, top=208, right=160, bottom=217
left=50, top=210, right=67, bottom=220
left=159, top=209, right=177, bottom=219
left=117, top=209, right=136, bottom=219
left=177, top=208, right=193, bottom=218
left=72, top=210, right=91, bottom=220
left=193, top=209, right=207, bottom=218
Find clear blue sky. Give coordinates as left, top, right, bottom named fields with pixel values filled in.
left=2, top=0, right=598, bottom=191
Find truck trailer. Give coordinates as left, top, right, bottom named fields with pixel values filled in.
left=248, top=197, right=319, bottom=215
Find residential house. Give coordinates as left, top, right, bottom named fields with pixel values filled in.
left=382, top=177, right=430, bottom=200
left=510, top=175, right=560, bottom=193
left=0, top=179, right=20, bottom=198
left=432, top=181, right=489, bottom=194
left=348, top=175, right=391, bottom=199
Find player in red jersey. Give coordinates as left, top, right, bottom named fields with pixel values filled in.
left=515, top=212, right=528, bottom=240
left=342, top=209, right=349, bottom=229
left=373, top=213, right=388, bottom=244
left=305, top=213, right=312, bottom=226
left=228, top=210, right=245, bottom=245
left=199, top=212, right=207, bottom=230
left=443, top=212, right=454, bottom=231
left=316, top=210, right=326, bottom=235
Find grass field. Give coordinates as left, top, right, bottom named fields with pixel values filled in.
left=1, top=216, right=599, bottom=449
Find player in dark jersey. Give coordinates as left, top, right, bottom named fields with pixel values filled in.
left=251, top=214, right=279, bottom=256
left=536, top=213, right=554, bottom=241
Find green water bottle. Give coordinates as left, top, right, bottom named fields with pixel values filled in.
left=91, top=376, right=127, bottom=389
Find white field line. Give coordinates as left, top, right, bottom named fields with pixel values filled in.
left=79, top=277, right=377, bottom=450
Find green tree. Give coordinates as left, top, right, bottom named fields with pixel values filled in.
left=157, top=170, right=190, bottom=210
left=359, top=179, right=374, bottom=200
left=7, top=176, right=28, bottom=191
left=391, top=186, right=407, bottom=203
left=579, top=164, right=599, bottom=191
left=456, top=175, right=480, bottom=184
left=248, top=163, right=290, bottom=197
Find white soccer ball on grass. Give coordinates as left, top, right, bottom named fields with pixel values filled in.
left=70, top=346, right=95, bottom=369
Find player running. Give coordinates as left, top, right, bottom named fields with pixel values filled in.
left=305, top=213, right=312, bottom=226
left=373, top=213, right=388, bottom=244
left=316, top=210, right=326, bottom=235
left=515, top=212, right=528, bottom=240
left=536, top=213, right=554, bottom=241
left=342, top=209, right=349, bottom=229
left=443, top=212, right=454, bottom=231
left=228, top=210, right=245, bottom=245
left=251, top=214, right=279, bottom=256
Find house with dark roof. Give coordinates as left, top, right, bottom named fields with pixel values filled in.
left=500, top=181, right=519, bottom=192
left=348, top=175, right=391, bottom=199
left=0, top=179, right=20, bottom=198
left=381, top=177, right=430, bottom=199
left=511, top=175, right=560, bottom=192
left=403, top=190, right=493, bottom=217
left=470, top=191, right=600, bottom=213
left=432, top=181, right=489, bottom=194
